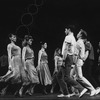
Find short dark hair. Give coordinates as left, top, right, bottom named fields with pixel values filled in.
left=67, top=25, right=76, bottom=32
left=80, top=29, right=87, bottom=39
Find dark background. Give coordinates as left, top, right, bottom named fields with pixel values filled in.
left=0, top=0, right=100, bottom=88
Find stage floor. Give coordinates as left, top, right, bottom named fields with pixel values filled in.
left=0, top=93, right=100, bottom=100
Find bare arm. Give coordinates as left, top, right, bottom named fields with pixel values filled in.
left=22, top=47, right=26, bottom=69
left=97, top=49, right=100, bottom=53
left=7, top=44, right=12, bottom=69
left=54, top=56, right=58, bottom=72
left=38, top=50, right=42, bottom=66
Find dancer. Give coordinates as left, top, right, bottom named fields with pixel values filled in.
left=57, top=27, right=87, bottom=98
left=0, top=33, right=22, bottom=96
left=97, top=42, right=100, bottom=84
left=0, top=55, right=8, bottom=68
left=97, top=42, right=100, bottom=66
left=37, top=42, right=52, bottom=94
left=75, top=29, right=96, bottom=96
left=19, top=35, right=39, bottom=96
left=50, top=48, right=63, bottom=93
left=83, top=39, right=99, bottom=88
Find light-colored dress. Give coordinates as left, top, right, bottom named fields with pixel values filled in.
left=23, top=46, right=39, bottom=84
left=38, top=49, right=52, bottom=86
left=3, top=43, right=22, bottom=84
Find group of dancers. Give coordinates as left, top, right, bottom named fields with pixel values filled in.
left=52, top=28, right=100, bottom=98
left=0, top=27, right=100, bottom=98
left=0, top=34, right=52, bottom=97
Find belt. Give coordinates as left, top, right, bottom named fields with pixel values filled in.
left=25, top=57, right=34, bottom=61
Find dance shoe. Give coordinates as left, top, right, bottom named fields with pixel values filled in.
left=95, top=87, right=100, bottom=95
left=57, top=94, right=70, bottom=97
left=0, top=78, right=4, bottom=82
left=90, top=90, right=96, bottom=96
left=79, top=88, right=88, bottom=98
left=50, top=89, right=54, bottom=94
left=70, top=92, right=76, bottom=96
left=25, top=90, right=32, bottom=96
left=42, top=90, right=48, bottom=95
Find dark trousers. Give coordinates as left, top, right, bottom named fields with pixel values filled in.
left=83, top=59, right=98, bottom=88
left=51, top=71, right=62, bottom=92
left=57, top=55, right=84, bottom=95
left=52, top=72, right=58, bottom=88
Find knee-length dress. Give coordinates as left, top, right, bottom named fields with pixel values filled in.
left=3, top=43, right=22, bottom=84
left=37, top=49, right=52, bottom=86
left=22, top=46, right=39, bottom=84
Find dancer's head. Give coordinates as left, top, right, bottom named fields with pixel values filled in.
left=65, top=28, right=70, bottom=35
left=65, top=25, right=75, bottom=36
left=9, top=33, right=17, bottom=42
left=77, top=29, right=87, bottom=39
left=54, top=48, right=61, bottom=57
left=98, top=42, right=100, bottom=47
left=23, top=35, right=33, bottom=46
left=42, top=42, right=47, bottom=49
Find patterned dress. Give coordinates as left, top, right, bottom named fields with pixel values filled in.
left=3, top=43, right=22, bottom=84
left=22, top=46, right=39, bottom=84
left=38, top=49, right=52, bottom=86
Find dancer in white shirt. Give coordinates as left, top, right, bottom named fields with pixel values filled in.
left=57, top=28, right=87, bottom=98
left=75, top=29, right=96, bottom=96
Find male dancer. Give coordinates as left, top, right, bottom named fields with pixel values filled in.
left=57, top=27, right=87, bottom=98
left=75, top=29, right=96, bottom=96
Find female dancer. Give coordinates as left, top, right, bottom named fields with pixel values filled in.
left=37, top=42, right=52, bottom=94
left=0, top=33, right=22, bottom=96
left=19, top=35, right=39, bottom=96
left=50, top=48, right=63, bottom=93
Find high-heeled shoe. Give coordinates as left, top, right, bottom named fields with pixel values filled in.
left=0, top=78, right=5, bottom=82
left=42, top=90, right=48, bottom=95
left=25, top=90, right=32, bottom=96
left=0, top=85, right=9, bottom=96
left=19, top=88, right=23, bottom=97
left=50, top=88, right=54, bottom=93
left=14, top=91, right=21, bottom=97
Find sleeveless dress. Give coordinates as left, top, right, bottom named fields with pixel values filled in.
left=2, top=43, right=22, bottom=84
left=23, top=46, right=39, bottom=84
left=38, top=49, right=52, bottom=86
